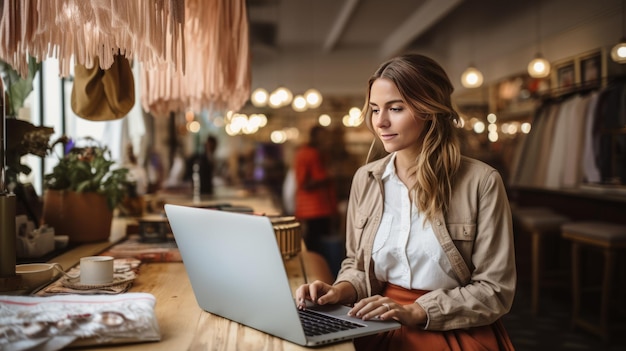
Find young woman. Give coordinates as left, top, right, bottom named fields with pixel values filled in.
left=296, top=54, right=516, bottom=350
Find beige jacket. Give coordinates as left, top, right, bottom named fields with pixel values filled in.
left=335, top=154, right=516, bottom=331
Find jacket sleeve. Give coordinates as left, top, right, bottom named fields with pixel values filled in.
left=334, top=166, right=372, bottom=302
left=417, top=169, right=517, bottom=330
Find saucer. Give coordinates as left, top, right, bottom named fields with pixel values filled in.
left=61, top=271, right=136, bottom=290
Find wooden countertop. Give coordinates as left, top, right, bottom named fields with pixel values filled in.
left=103, top=256, right=350, bottom=350
left=41, top=218, right=353, bottom=350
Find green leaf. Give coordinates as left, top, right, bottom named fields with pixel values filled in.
left=1, top=57, right=41, bottom=115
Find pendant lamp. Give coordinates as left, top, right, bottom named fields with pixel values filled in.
left=528, top=54, right=551, bottom=78
left=528, top=0, right=551, bottom=78
left=460, top=31, right=483, bottom=88
left=611, top=0, right=626, bottom=64
left=611, top=41, right=626, bottom=63
left=461, top=65, right=484, bottom=88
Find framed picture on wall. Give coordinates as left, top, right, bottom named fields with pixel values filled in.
left=580, top=52, right=602, bottom=86
left=556, top=61, right=575, bottom=89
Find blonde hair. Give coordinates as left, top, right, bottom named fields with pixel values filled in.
left=364, top=54, right=461, bottom=222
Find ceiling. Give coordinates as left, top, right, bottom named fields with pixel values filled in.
left=246, top=0, right=624, bottom=101
left=248, top=0, right=465, bottom=62
left=247, top=0, right=467, bottom=97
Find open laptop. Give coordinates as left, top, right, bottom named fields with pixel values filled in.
left=164, top=204, right=400, bottom=347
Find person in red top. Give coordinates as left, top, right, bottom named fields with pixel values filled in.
left=294, top=126, right=338, bottom=256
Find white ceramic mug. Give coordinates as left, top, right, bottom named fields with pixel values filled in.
left=79, top=256, right=114, bottom=285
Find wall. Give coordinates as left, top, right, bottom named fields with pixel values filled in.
left=428, top=0, right=625, bottom=99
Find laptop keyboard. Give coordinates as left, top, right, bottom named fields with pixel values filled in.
left=298, top=308, right=365, bottom=336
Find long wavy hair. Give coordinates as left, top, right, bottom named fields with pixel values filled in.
left=364, top=54, right=461, bottom=221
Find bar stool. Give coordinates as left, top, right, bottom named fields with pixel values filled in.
left=561, top=221, right=626, bottom=341
left=514, top=208, right=570, bottom=315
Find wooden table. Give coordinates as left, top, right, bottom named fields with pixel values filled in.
left=43, top=218, right=354, bottom=351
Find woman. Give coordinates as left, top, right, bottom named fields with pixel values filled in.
left=296, top=54, right=516, bottom=350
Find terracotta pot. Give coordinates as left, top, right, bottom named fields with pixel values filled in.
left=42, top=190, right=113, bottom=243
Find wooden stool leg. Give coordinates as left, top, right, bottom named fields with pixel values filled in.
left=600, top=248, right=614, bottom=341
left=571, top=241, right=581, bottom=329
left=531, top=231, right=541, bottom=315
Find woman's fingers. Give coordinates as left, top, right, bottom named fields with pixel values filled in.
left=348, top=296, right=400, bottom=321
left=348, top=296, right=427, bottom=326
left=349, top=295, right=387, bottom=319
left=296, top=280, right=332, bottom=309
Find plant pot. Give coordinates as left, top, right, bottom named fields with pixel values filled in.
left=41, top=190, right=113, bottom=243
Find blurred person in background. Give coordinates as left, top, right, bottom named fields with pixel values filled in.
left=184, top=135, right=218, bottom=195
left=294, top=126, right=338, bottom=260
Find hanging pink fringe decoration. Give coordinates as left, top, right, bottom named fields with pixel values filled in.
left=140, top=0, right=250, bottom=115
left=0, top=0, right=185, bottom=77
left=0, top=0, right=250, bottom=115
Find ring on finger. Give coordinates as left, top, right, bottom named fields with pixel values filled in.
left=382, top=303, right=390, bottom=312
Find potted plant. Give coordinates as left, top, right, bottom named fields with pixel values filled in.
left=41, top=137, right=134, bottom=243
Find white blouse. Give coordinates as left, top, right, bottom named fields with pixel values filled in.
left=372, top=153, right=460, bottom=291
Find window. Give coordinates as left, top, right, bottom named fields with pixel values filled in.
left=22, top=58, right=124, bottom=195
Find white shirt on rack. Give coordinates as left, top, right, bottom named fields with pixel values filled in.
left=372, top=153, right=459, bottom=291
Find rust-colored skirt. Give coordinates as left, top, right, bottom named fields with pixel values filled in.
left=353, top=284, right=515, bottom=351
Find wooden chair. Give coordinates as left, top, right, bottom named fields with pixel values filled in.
left=561, top=221, right=626, bottom=341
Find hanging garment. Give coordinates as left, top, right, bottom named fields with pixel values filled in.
left=532, top=101, right=562, bottom=187
left=581, top=92, right=602, bottom=183
left=510, top=103, right=553, bottom=187
left=562, top=94, right=593, bottom=187
left=544, top=95, right=582, bottom=188
left=594, top=81, right=626, bottom=184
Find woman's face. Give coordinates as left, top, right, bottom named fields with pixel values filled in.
left=369, top=78, right=426, bottom=155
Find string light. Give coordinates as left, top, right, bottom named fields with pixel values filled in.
left=250, top=87, right=323, bottom=110
left=291, top=95, right=308, bottom=112
left=304, top=89, right=322, bottom=108
left=251, top=88, right=269, bottom=107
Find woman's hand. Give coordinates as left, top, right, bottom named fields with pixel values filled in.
left=348, top=295, right=427, bottom=326
left=295, top=280, right=355, bottom=309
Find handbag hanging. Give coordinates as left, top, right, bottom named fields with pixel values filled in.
left=71, top=54, right=135, bottom=121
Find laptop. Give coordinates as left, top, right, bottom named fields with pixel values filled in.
left=164, top=204, right=400, bottom=347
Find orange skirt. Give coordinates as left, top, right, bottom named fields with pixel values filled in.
left=353, top=284, right=515, bottom=351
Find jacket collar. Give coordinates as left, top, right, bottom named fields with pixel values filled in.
left=367, top=153, right=393, bottom=180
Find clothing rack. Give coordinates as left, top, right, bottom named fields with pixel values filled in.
left=538, top=75, right=626, bottom=103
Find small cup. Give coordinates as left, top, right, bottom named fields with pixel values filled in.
left=79, top=256, right=114, bottom=285
left=16, top=263, right=57, bottom=289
